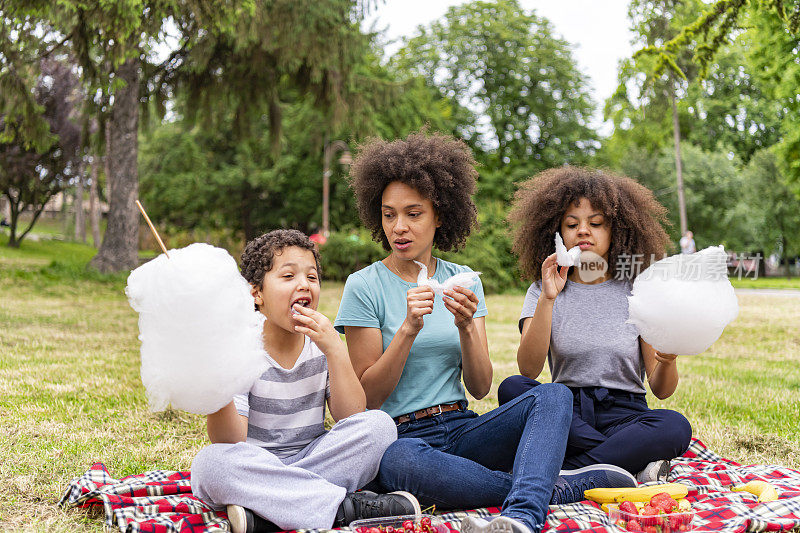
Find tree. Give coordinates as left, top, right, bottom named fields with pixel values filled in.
left=741, top=149, right=800, bottom=277
left=0, top=59, right=82, bottom=247
left=2, top=0, right=371, bottom=271
left=394, top=0, right=597, bottom=202
left=137, top=44, right=463, bottom=240
left=632, top=0, right=800, bottom=194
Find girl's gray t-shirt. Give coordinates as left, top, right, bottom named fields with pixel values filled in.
left=519, top=279, right=646, bottom=394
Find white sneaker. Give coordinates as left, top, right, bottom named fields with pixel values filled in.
left=636, top=460, right=671, bottom=483
left=461, top=516, right=490, bottom=533
left=487, top=516, right=533, bottom=533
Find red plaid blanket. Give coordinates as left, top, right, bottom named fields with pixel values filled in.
left=60, top=438, right=800, bottom=533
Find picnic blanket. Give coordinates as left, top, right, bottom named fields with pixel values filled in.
left=60, top=438, right=800, bottom=533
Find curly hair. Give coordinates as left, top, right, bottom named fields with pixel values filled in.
left=509, top=166, right=672, bottom=281
left=348, top=130, right=479, bottom=252
left=241, top=229, right=321, bottom=303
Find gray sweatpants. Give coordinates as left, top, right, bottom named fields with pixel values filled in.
left=191, top=410, right=397, bottom=530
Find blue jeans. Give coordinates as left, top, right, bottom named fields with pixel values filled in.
left=498, top=376, right=692, bottom=473
left=377, top=383, right=572, bottom=533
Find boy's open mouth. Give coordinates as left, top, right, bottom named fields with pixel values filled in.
left=291, top=297, right=311, bottom=311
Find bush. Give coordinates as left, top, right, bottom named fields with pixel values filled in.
left=439, top=201, right=525, bottom=294
left=320, top=203, right=526, bottom=294
left=319, top=230, right=385, bottom=282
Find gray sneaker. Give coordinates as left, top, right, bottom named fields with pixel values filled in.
left=636, top=459, right=671, bottom=483
left=461, top=516, right=533, bottom=533
left=461, top=516, right=490, bottom=533
left=551, top=464, right=637, bottom=505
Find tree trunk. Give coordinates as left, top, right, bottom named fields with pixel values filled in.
left=7, top=200, right=20, bottom=248
left=783, top=235, right=791, bottom=279
left=89, top=155, right=102, bottom=248
left=75, top=158, right=86, bottom=242
left=89, top=56, right=140, bottom=272
left=670, top=84, right=688, bottom=237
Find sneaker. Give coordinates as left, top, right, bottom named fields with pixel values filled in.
left=550, top=464, right=637, bottom=505
left=636, top=460, right=671, bottom=483
left=226, top=504, right=280, bottom=533
left=460, top=516, right=490, bottom=533
left=335, top=490, right=421, bottom=527
left=486, top=516, right=533, bottom=533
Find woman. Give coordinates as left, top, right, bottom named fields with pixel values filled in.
left=334, top=132, right=636, bottom=533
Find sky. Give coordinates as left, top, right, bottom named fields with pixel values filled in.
left=362, top=0, right=636, bottom=134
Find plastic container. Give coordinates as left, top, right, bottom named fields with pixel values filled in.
left=349, top=514, right=450, bottom=533
left=608, top=508, right=694, bottom=533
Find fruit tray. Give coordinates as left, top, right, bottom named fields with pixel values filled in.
left=350, top=514, right=449, bottom=533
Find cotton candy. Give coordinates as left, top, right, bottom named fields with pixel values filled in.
left=555, top=232, right=581, bottom=267
left=126, top=243, right=268, bottom=414
left=415, top=261, right=481, bottom=295
left=627, top=245, right=739, bottom=355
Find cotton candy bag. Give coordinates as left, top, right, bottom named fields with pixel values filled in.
left=126, top=243, right=268, bottom=414
left=414, top=261, right=482, bottom=295
left=627, top=245, right=739, bottom=355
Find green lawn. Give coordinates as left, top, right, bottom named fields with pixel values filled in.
left=1, top=237, right=799, bottom=531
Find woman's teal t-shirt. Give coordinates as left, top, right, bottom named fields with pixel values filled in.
left=334, top=258, right=488, bottom=419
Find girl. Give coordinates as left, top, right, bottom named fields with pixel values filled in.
left=334, top=133, right=635, bottom=533
left=502, top=166, right=692, bottom=484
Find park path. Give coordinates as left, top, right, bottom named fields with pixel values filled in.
left=735, top=288, right=800, bottom=297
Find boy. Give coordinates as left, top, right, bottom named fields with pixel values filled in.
left=191, top=230, right=419, bottom=533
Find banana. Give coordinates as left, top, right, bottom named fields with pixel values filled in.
left=584, top=483, right=689, bottom=504
left=732, top=480, right=779, bottom=502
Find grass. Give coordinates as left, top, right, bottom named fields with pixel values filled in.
left=1, top=237, right=799, bottom=531
left=730, top=277, right=800, bottom=290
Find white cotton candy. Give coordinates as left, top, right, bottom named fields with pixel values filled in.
left=415, top=261, right=481, bottom=295
left=126, top=243, right=268, bottom=414
left=555, top=232, right=582, bottom=267
left=627, top=245, right=739, bottom=355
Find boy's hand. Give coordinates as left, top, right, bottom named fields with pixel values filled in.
left=291, top=304, right=345, bottom=357
left=443, top=286, right=479, bottom=329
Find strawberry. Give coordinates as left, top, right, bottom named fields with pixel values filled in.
left=650, top=493, right=678, bottom=513
left=616, top=519, right=628, bottom=529
left=403, top=521, right=414, bottom=531
left=421, top=518, right=432, bottom=528
left=668, top=515, right=683, bottom=530
left=626, top=519, right=643, bottom=531
left=644, top=527, right=658, bottom=533
left=619, top=501, right=638, bottom=515
left=639, top=506, right=663, bottom=527
left=368, top=528, right=381, bottom=533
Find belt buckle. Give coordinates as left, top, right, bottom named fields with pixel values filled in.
left=430, top=405, right=444, bottom=417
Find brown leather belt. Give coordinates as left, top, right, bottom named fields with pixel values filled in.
left=394, top=402, right=463, bottom=425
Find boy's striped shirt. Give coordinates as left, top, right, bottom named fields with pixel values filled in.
left=233, top=336, right=330, bottom=458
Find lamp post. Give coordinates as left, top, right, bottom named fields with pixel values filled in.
left=322, top=140, right=351, bottom=238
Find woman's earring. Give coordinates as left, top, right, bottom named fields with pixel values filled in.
left=255, top=296, right=263, bottom=305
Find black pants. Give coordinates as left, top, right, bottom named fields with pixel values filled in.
left=498, top=375, right=692, bottom=474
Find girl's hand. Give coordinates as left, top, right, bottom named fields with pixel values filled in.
left=443, top=286, right=479, bottom=329
left=541, top=253, right=569, bottom=300
left=403, top=285, right=435, bottom=334
left=655, top=352, right=679, bottom=364
left=292, top=305, right=344, bottom=357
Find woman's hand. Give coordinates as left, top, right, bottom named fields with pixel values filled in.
left=292, top=304, right=345, bottom=357
left=541, top=253, right=569, bottom=300
left=403, top=285, right=435, bottom=334
left=443, top=286, right=479, bottom=329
